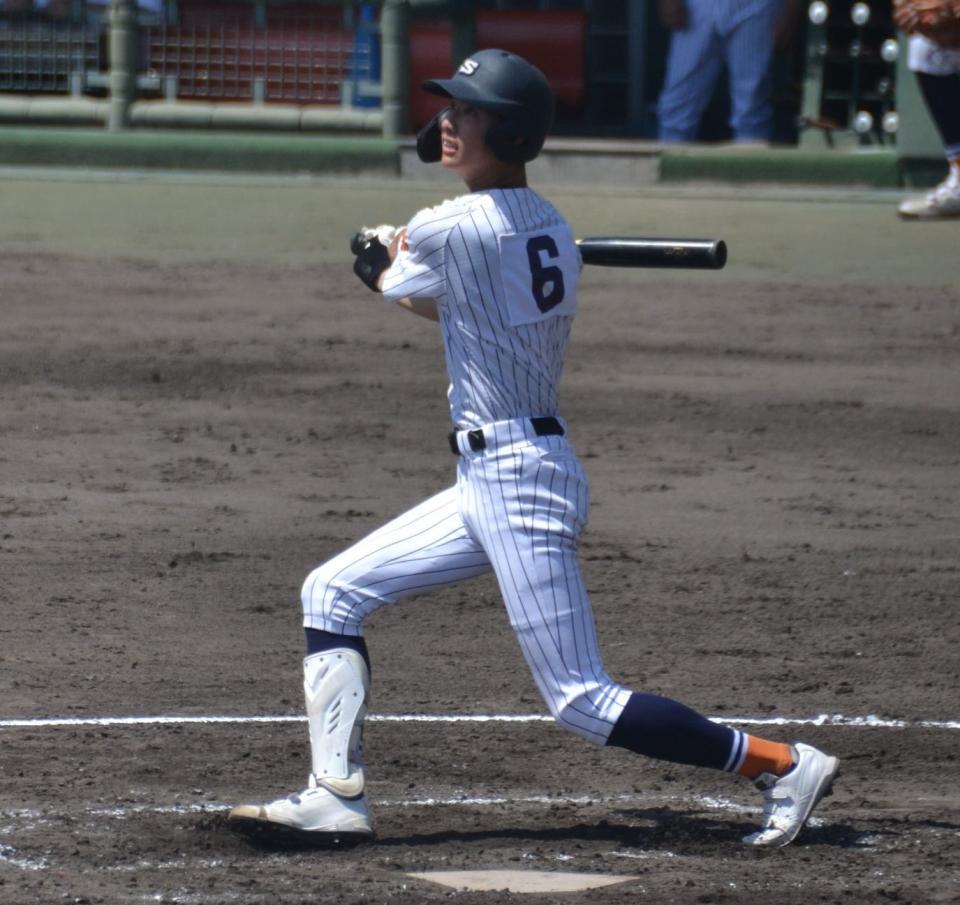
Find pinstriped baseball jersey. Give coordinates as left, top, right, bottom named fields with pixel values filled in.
left=381, top=188, right=581, bottom=430
left=300, top=185, right=740, bottom=763
left=302, top=186, right=637, bottom=745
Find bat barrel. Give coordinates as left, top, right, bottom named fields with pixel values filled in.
left=577, top=237, right=727, bottom=270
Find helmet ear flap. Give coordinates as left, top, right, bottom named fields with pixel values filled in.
left=486, top=122, right=539, bottom=163
left=416, top=107, right=449, bottom=163
left=485, top=120, right=540, bottom=164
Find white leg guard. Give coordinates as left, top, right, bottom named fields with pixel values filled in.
left=304, top=648, right=369, bottom=798
left=226, top=647, right=373, bottom=841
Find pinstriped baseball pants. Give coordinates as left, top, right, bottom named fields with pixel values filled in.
left=302, top=417, right=632, bottom=745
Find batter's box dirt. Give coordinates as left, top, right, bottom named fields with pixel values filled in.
left=2, top=176, right=959, bottom=904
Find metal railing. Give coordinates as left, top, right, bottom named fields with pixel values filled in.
left=0, top=19, right=103, bottom=93
left=0, top=14, right=364, bottom=105
left=0, top=0, right=406, bottom=134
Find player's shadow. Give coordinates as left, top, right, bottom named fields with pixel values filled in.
left=216, top=806, right=868, bottom=853
left=375, top=805, right=867, bottom=850
left=209, top=807, right=927, bottom=854
left=376, top=807, right=739, bottom=848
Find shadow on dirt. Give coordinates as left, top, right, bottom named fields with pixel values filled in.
left=208, top=807, right=874, bottom=854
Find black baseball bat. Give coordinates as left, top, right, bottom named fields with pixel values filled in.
left=577, top=237, right=727, bottom=270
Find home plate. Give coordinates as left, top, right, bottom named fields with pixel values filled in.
left=407, top=870, right=639, bottom=893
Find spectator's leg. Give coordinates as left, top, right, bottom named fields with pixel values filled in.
left=724, top=3, right=781, bottom=142
left=658, top=7, right=724, bottom=142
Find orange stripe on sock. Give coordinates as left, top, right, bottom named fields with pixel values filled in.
left=737, top=735, right=795, bottom=780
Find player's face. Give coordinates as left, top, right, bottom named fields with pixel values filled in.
left=440, top=100, right=502, bottom=184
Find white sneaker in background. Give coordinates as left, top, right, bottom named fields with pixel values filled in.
left=898, top=169, right=960, bottom=220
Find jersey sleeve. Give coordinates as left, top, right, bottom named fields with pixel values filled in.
left=380, top=203, right=463, bottom=303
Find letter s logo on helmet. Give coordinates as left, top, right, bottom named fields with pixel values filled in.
left=416, top=49, right=555, bottom=165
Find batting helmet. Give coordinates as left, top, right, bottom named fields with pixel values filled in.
left=416, top=49, right=555, bottom=165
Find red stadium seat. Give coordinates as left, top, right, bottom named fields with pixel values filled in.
left=408, top=22, right=452, bottom=129
left=148, top=1, right=351, bottom=103
left=178, top=2, right=254, bottom=28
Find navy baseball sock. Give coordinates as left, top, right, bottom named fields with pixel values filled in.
left=606, top=692, right=737, bottom=771
left=304, top=627, right=371, bottom=674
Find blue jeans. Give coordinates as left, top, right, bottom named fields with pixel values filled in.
left=658, top=0, right=784, bottom=143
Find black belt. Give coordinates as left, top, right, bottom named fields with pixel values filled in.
left=448, top=417, right=564, bottom=455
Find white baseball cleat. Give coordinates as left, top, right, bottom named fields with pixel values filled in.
left=743, top=742, right=839, bottom=847
left=897, top=170, right=960, bottom=220
left=228, top=778, right=373, bottom=847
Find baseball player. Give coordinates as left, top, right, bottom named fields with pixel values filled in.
left=894, top=1, right=960, bottom=218
left=228, top=49, right=839, bottom=849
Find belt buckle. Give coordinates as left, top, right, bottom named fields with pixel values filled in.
left=467, top=429, right=485, bottom=452
left=448, top=428, right=486, bottom=455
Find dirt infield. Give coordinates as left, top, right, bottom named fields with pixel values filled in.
left=1, top=172, right=958, bottom=903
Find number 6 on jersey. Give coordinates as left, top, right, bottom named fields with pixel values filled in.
left=527, top=235, right=566, bottom=312
left=500, top=226, right=579, bottom=327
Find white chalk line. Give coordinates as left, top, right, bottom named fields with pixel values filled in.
left=0, top=789, right=888, bottom=876
left=1, top=712, right=958, bottom=730
left=0, top=792, right=698, bottom=824
left=11, top=790, right=939, bottom=834
left=0, top=842, right=49, bottom=872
